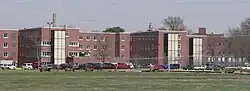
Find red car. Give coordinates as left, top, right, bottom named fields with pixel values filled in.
left=117, top=63, right=130, bottom=69
left=152, top=65, right=164, bottom=70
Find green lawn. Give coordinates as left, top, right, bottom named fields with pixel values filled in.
left=0, top=71, right=249, bottom=91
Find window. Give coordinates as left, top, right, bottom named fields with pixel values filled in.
left=79, top=36, right=83, bottom=40
left=178, top=34, right=181, bottom=39
left=178, top=44, right=181, bottom=49
left=101, top=36, right=105, bottom=41
left=3, top=52, right=8, bottom=57
left=79, top=44, right=83, bottom=50
left=12, top=43, right=16, bottom=47
left=41, top=41, right=51, bottom=46
left=121, top=36, right=125, bottom=41
left=68, top=42, right=79, bottom=47
left=93, top=36, right=97, bottom=41
left=3, top=33, right=8, bottom=38
left=3, top=43, right=8, bottom=48
left=11, top=52, right=16, bottom=57
left=86, top=45, right=90, bottom=50
left=93, top=45, right=97, bottom=50
left=121, top=55, right=124, bottom=58
left=178, top=51, right=181, bottom=57
left=41, top=52, right=51, bottom=57
left=121, top=45, right=125, bottom=50
left=66, top=33, right=69, bottom=37
left=86, top=36, right=91, bottom=40
left=68, top=52, right=78, bottom=57
left=11, top=33, right=17, bottom=39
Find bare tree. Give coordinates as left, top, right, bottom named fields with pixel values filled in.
left=28, top=34, right=41, bottom=65
left=186, top=29, right=193, bottom=34
left=206, top=39, right=216, bottom=63
left=163, top=16, right=185, bottom=31
left=227, top=18, right=250, bottom=64
left=95, top=34, right=109, bottom=65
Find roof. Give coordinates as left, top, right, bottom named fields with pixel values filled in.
left=187, top=35, right=207, bottom=38
left=0, top=28, right=19, bottom=31
left=79, top=30, right=131, bottom=34
left=19, top=26, right=80, bottom=30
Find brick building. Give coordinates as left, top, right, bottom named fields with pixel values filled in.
left=77, top=31, right=130, bottom=63
left=18, top=26, right=130, bottom=65
left=18, top=26, right=79, bottom=65
left=188, top=34, right=207, bottom=65
left=0, top=29, right=18, bottom=62
left=130, top=30, right=189, bottom=67
left=190, top=28, right=228, bottom=65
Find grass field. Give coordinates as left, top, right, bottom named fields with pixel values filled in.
left=0, top=71, right=249, bottom=91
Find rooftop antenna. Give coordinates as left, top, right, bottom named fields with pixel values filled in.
left=52, top=13, right=56, bottom=27
left=148, top=22, right=153, bottom=31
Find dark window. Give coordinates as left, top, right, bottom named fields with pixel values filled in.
left=79, top=36, right=83, bottom=39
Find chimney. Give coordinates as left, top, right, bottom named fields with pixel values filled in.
left=198, top=28, right=206, bottom=34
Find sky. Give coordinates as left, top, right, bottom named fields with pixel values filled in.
left=0, top=0, right=249, bottom=33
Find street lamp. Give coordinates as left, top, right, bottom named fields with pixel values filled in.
left=47, top=21, right=53, bottom=30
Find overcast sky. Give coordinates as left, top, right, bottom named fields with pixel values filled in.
left=0, top=0, right=249, bottom=33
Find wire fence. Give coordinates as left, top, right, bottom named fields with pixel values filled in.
left=94, top=56, right=250, bottom=67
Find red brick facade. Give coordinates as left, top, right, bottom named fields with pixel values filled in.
left=0, top=26, right=226, bottom=67
left=0, top=29, right=18, bottom=62
left=18, top=27, right=131, bottom=65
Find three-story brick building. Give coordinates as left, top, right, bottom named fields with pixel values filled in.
left=0, top=29, right=18, bottom=62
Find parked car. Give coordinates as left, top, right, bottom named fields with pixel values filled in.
left=183, top=65, right=194, bottom=70
left=1, top=64, right=16, bottom=70
left=206, top=64, right=223, bottom=70
left=241, top=66, right=250, bottom=70
left=162, top=64, right=180, bottom=69
left=22, top=63, right=33, bottom=70
left=140, top=64, right=153, bottom=68
left=117, top=63, right=130, bottom=69
left=193, top=65, right=206, bottom=70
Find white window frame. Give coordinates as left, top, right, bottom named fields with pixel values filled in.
left=121, top=45, right=125, bottom=50
left=93, top=36, right=97, bottom=41
left=86, top=36, right=91, bottom=41
left=68, top=42, right=79, bottom=47
left=41, top=52, right=51, bottom=57
left=3, top=43, right=8, bottom=48
left=93, top=45, right=97, bottom=50
left=101, top=36, right=105, bottom=41
left=121, top=36, right=125, bottom=41
left=3, top=52, right=8, bottom=57
left=86, top=45, right=91, bottom=50
left=68, top=52, right=79, bottom=57
left=66, top=33, right=69, bottom=37
left=3, top=33, right=8, bottom=38
left=41, top=41, right=51, bottom=46
left=79, top=36, right=83, bottom=40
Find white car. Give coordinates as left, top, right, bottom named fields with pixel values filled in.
left=241, top=66, right=250, bottom=70
left=193, top=65, right=206, bottom=70
left=126, top=63, right=134, bottom=69
left=22, top=63, right=33, bottom=70
left=1, top=64, right=16, bottom=70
